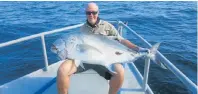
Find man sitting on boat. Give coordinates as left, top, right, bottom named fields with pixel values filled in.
left=57, top=2, right=148, bottom=94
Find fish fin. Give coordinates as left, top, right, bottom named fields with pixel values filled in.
left=105, top=64, right=117, bottom=75
left=148, top=43, right=167, bottom=69
left=78, top=44, right=103, bottom=54
left=80, top=63, right=85, bottom=69
left=74, top=60, right=81, bottom=68
left=74, top=60, right=85, bottom=69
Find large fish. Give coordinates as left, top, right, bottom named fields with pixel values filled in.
left=51, top=31, right=166, bottom=73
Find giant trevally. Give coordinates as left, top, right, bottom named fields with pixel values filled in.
left=51, top=31, right=166, bottom=73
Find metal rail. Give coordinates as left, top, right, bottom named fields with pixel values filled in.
left=0, top=23, right=84, bottom=71
left=118, top=21, right=197, bottom=94
left=117, top=21, right=152, bottom=92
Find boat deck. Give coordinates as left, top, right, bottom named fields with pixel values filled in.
left=43, top=63, right=144, bottom=94
left=0, top=61, right=148, bottom=94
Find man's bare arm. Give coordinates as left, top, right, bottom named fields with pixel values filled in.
left=120, top=39, right=139, bottom=51
left=120, top=39, right=150, bottom=53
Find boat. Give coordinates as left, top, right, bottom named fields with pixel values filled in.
left=0, top=21, right=197, bottom=94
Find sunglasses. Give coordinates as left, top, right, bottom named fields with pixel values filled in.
left=86, top=11, right=98, bottom=15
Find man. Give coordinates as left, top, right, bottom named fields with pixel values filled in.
left=57, top=2, right=148, bottom=94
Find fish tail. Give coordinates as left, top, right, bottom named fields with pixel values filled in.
left=149, top=43, right=160, bottom=58
left=149, top=43, right=167, bottom=69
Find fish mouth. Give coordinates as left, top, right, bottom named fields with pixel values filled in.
left=51, top=45, right=58, bottom=54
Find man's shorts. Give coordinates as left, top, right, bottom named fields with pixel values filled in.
left=75, top=63, right=113, bottom=80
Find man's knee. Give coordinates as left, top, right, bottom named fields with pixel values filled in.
left=57, top=59, right=76, bottom=76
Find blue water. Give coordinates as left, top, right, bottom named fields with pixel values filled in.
left=0, top=1, right=197, bottom=94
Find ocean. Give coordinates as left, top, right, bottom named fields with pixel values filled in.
left=0, top=1, right=197, bottom=94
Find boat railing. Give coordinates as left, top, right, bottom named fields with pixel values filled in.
left=0, top=23, right=84, bottom=71
left=0, top=21, right=197, bottom=94
left=116, top=21, right=197, bottom=94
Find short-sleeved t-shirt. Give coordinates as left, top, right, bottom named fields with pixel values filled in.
left=80, top=19, right=124, bottom=41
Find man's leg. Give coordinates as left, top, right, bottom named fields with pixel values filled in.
left=57, top=59, right=77, bottom=94
left=109, top=63, right=125, bottom=94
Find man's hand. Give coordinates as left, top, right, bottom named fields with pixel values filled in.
left=138, top=47, right=150, bottom=53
